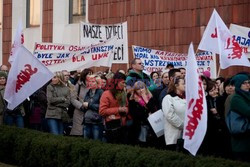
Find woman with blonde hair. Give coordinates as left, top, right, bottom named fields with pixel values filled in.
left=162, top=77, right=186, bottom=151
left=129, top=81, right=158, bottom=146
left=82, top=74, right=103, bottom=140
left=46, top=71, right=70, bottom=135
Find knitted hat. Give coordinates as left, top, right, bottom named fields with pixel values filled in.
left=0, top=71, right=7, bottom=79
left=202, top=70, right=211, bottom=78
left=231, top=74, right=249, bottom=89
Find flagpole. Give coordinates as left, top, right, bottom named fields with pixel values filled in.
left=217, top=67, right=221, bottom=77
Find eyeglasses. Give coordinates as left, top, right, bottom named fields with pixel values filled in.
left=242, top=80, right=250, bottom=85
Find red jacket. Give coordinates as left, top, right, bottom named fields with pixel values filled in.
left=99, top=90, right=130, bottom=125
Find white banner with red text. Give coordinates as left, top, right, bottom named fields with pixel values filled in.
left=132, top=45, right=217, bottom=78
left=230, top=24, right=250, bottom=58
left=80, top=21, right=128, bottom=64
left=33, top=38, right=115, bottom=72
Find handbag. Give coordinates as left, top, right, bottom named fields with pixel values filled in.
left=226, top=110, right=250, bottom=135
left=84, top=109, right=102, bottom=123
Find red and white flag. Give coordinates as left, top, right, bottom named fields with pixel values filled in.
left=198, top=9, right=250, bottom=69
left=4, top=46, right=53, bottom=110
left=9, top=20, right=24, bottom=64
left=183, top=43, right=207, bottom=156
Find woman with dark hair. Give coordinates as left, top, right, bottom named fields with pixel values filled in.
left=70, top=68, right=93, bottom=136
left=99, top=72, right=131, bottom=144
left=199, top=80, right=230, bottom=158
left=162, top=77, right=186, bottom=151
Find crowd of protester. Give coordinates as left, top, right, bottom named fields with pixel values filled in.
left=0, top=61, right=249, bottom=162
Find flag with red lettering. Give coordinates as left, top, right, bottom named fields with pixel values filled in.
left=9, top=20, right=24, bottom=64
left=198, top=9, right=250, bottom=69
left=4, top=46, right=53, bottom=110
left=183, top=43, right=207, bottom=156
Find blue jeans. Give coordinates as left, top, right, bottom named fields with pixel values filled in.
left=83, top=123, right=103, bottom=140
left=47, top=118, right=63, bottom=135
left=4, top=114, right=24, bottom=128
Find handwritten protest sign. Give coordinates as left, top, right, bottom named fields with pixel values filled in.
left=33, top=39, right=115, bottom=72
left=230, top=24, right=250, bottom=58
left=80, top=22, right=128, bottom=64
left=132, top=45, right=216, bottom=78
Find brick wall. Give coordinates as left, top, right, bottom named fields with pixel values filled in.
left=88, top=0, right=250, bottom=77
left=42, top=0, right=53, bottom=42
left=2, top=0, right=12, bottom=66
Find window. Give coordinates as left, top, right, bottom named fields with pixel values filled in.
left=69, top=0, right=86, bottom=24
left=26, top=0, right=41, bottom=27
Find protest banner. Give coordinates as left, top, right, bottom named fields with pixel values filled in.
left=183, top=43, right=207, bottom=156
left=230, top=24, right=250, bottom=58
left=147, top=109, right=164, bottom=137
left=34, top=38, right=115, bottom=72
left=9, top=20, right=24, bottom=64
left=132, top=45, right=216, bottom=78
left=80, top=22, right=128, bottom=64
left=198, top=9, right=250, bottom=69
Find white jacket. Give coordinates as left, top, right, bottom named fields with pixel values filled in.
left=162, top=94, right=186, bottom=145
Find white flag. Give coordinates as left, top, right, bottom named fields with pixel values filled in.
left=198, top=9, right=250, bottom=69
left=4, top=46, right=53, bottom=110
left=9, top=20, right=24, bottom=64
left=183, top=43, right=207, bottom=156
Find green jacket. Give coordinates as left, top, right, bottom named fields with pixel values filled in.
left=45, top=84, right=71, bottom=120
left=125, top=70, right=157, bottom=92
left=230, top=91, right=250, bottom=153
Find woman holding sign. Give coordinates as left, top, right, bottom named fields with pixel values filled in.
left=162, top=77, right=186, bottom=151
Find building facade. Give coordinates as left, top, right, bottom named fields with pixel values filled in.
left=0, top=0, right=249, bottom=77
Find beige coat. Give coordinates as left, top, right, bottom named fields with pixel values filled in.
left=70, top=82, right=89, bottom=136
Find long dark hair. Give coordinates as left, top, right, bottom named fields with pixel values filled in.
left=80, top=68, right=93, bottom=85
left=109, top=72, right=126, bottom=99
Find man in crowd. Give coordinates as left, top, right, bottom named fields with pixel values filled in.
left=126, top=58, right=156, bottom=93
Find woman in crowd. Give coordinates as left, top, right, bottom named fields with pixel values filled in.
left=199, top=80, right=230, bottom=157
left=99, top=75, right=107, bottom=91
left=46, top=71, right=70, bottom=135
left=150, top=72, right=159, bottom=83
left=229, top=74, right=250, bottom=162
left=162, top=77, right=186, bottom=151
left=99, top=72, right=130, bottom=144
left=0, top=71, right=25, bottom=128
left=82, top=75, right=104, bottom=140
left=129, top=81, right=159, bottom=147
left=70, top=68, right=93, bottom=136
left=29, top=85, right=48, bottom=131
left=216, top=78, right=235, bottom=119
left=0, top=71, right=7, bottom=125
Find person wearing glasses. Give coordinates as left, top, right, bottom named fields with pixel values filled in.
left=229, top=73, right=250, bottom=162
left=126, top=58, right=157, bottom=93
